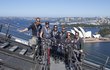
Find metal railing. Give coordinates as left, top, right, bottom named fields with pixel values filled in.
left=84, top=48, right=110, bottom=69
left=0, top=23, right=31, bottom=40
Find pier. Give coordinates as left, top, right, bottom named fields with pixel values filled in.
left=84, top=38, right=110, bottom=43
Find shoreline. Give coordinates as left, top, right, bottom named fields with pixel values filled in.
left=84, top=38, right=110, bottom=43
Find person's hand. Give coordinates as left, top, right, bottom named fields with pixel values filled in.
left=19, top=30, right=23, bottom=32
left=17, top=29, right=23, bottom=32
left=80, top=49, right=83, bottom=53
left=18, top=28, right=28, bottom=32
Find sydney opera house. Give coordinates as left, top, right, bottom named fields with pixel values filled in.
left=70, top=27, right=101, bottom=38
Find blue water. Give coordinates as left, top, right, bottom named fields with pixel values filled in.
left=84, top=27, right=100, bottom=34
left=84, top=42, right=110, bottom=56
left=84, top=42, right=110, bottom=67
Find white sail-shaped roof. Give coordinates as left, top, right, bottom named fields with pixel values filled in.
left=78, top=27, right=86, bottom=38
left=73, top=27, right=84, bottom=38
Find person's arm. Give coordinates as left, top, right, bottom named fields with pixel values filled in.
left=80, top=38, right=84, bottom=52
left=51, top=30, right=53, bottom=38
left=39, top=24, right=43, bottom=38
left=57, top=31, right=61, bottom=39
left=40, top=28, right=44, bottom=38
left=19, top=24, right=32, bottom=32
left=19, top=28, right=28, bottom=32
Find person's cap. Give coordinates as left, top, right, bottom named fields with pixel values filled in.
left=35, top=17, right=40, bottom=20
left=54, top=25, right=58, bottom=28
left=35, top=17, right=40, bottom=22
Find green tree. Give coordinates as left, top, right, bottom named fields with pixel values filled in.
left=98, top=28, right=110, bottom=37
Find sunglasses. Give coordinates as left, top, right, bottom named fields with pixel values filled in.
left=37, top=21, right=40, bottom=22
left=54, top=27, right=57, bottom=29
left=36, top=20, right=40, bottom=22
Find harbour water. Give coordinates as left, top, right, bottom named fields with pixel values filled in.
left=84, top=42, right=110, bottom=68
left=85, top=42, right=110, bottom=57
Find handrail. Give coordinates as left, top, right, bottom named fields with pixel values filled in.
left=5, top=23, right=10, bottom=37
left=0, top=24, right=3, bottom=32
left=0, top=23, right=27, bottom=29
left=84, top=48, right=110, bottom=63
left=85, top=53, right=107, bottom=63
left=84, top=51, right=110, bottom=69
left=104, top=57, right=110, bottom=68
left=84, top=47, right=109, bottom=58
left=0, top=23, right=32, bottom=40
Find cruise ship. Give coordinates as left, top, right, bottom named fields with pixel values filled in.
left=0, top=23, right=110, bottom=70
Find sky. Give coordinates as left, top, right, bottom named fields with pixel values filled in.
left=0, top=0, right=110, bottom=17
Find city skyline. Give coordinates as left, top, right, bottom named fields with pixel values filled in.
left=0, top=0, right=110, bottom=17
